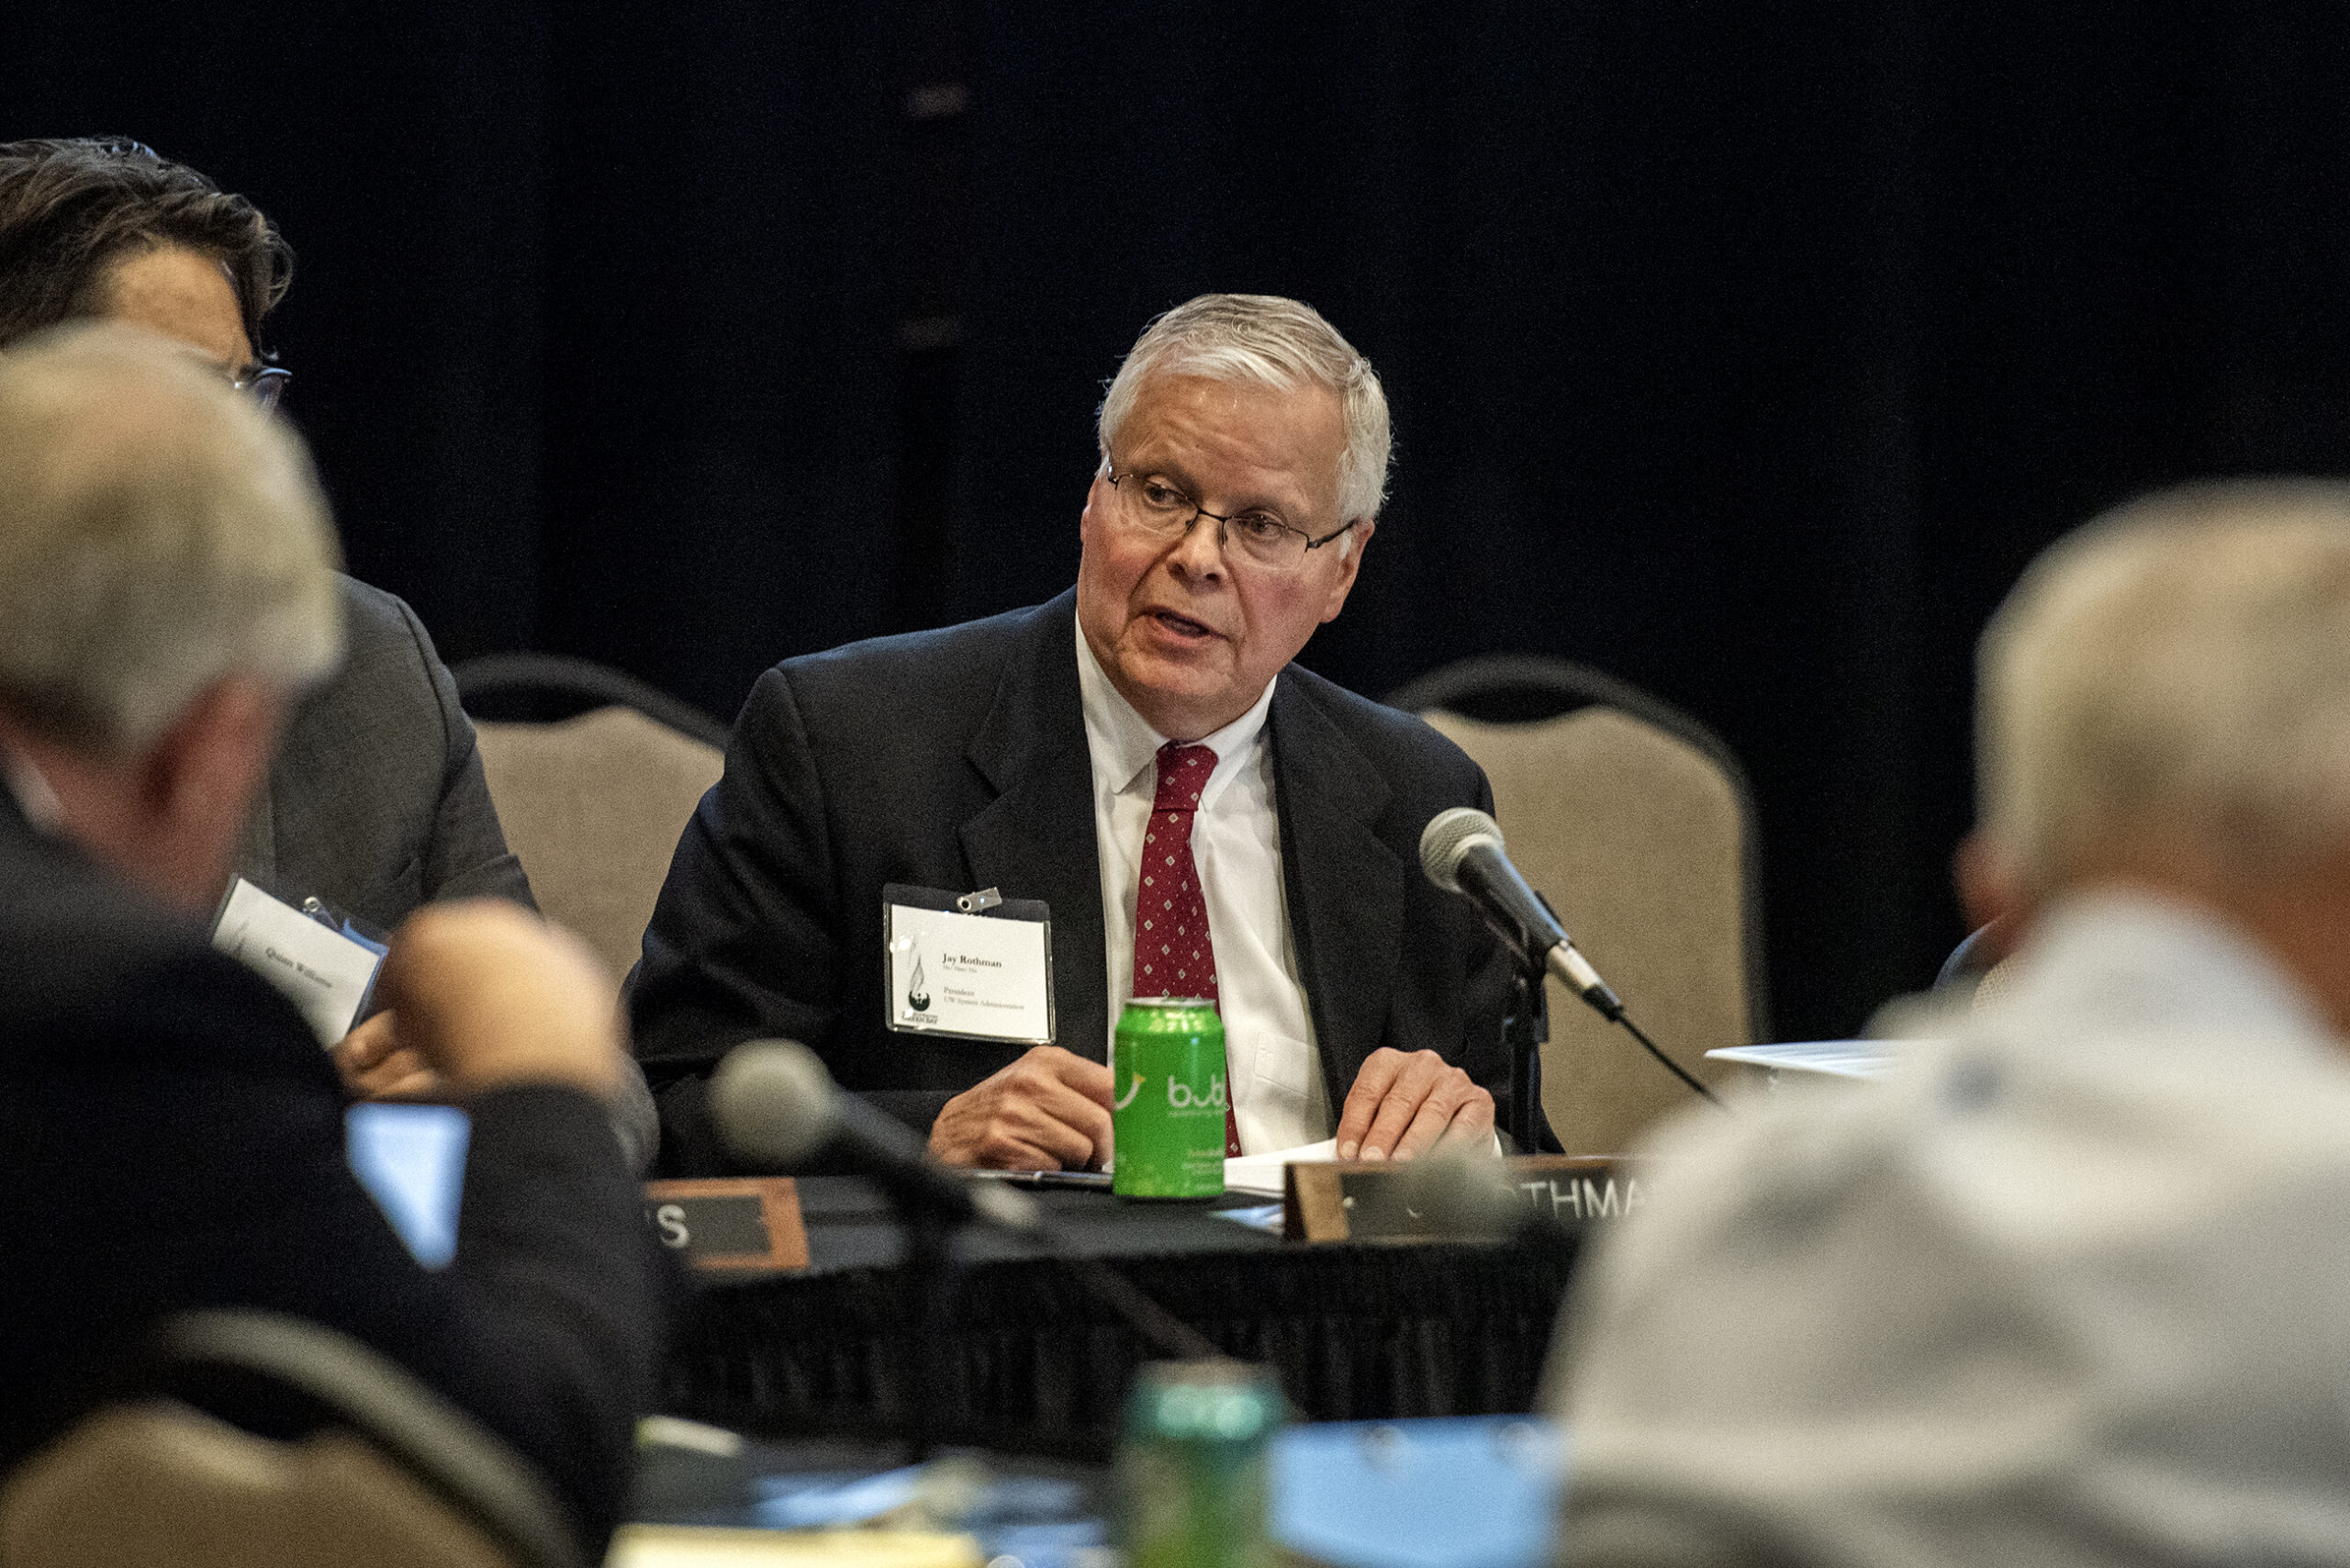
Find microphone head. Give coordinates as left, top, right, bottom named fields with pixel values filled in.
left=711, top=1037, right=838, bottom=1170
left=1419, top=806, right=1505, bottom=894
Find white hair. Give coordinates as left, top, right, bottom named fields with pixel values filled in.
left=0, top=321, right=341, bottom=756
left=1980, top=478, right=2350, bottom=893
left=1096, top=293, right=1391, bottom=535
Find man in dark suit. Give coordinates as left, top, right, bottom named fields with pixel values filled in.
left=634, top=294, right=1538, bottom=1172
left=0, top=136, right=656, bottom=1167
left=0, top=324, right=666, bottom=1556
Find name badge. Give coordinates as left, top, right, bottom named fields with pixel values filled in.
left=883, top=883, right=1054, bottom=1046
left=211, top=876, right=386, bottom=1045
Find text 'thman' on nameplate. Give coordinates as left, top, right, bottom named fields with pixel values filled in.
left=1283, top=1156, right=1648, bottom=1242
left=643, top=1178, right=810, bottom=1272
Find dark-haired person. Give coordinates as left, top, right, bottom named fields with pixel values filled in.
left=0, top=324, right=666, bottom=1558
left=0, top=136, right=655, bottom=1167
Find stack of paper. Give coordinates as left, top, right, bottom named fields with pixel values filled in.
left=1703, top=1040, right=1904, bottom=1081
left=1224, top=1138, right=1338, bottom=1198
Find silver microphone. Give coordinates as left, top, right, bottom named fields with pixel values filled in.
left=711, top=1038, right=1042, bottom=1232
left=1419, top=807, right=1624, bottom=1021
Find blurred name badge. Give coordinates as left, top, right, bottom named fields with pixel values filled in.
left=211, top=876, right=386, bottom=1046
left=884, top=885, right=1054, bottom=1046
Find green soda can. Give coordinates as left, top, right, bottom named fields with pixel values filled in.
left=1112, top=997, right=1228, bottom=1198
left=1117, top=1360, right=1283, bottom=1568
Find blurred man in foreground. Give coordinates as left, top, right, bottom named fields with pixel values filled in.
left=0, top=325, right=666, bottom=1555
left=1550, top=480, right=2350, bottom=1567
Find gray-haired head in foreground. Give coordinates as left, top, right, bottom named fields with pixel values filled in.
left=0, top=320, right=341, bottom=756
left=1096, top=293, right=1391, bottom=529
left=1980, top=477, right=2350, bottom=894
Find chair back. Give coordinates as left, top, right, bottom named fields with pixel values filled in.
left=1392, top=657, right=1765, bottom=1155
left=471, top=707, right=724, bottom=983
left=453, top=653, right=730, bottom=750
left=0, top=1312, right=581, bottom=1568
left=1, top=1405, right=518, bottom=1568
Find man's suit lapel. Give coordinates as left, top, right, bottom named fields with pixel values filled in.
left=958, top=594, right=1111, bottom=1059
left=1270, top=678, right=1401, bottom=1104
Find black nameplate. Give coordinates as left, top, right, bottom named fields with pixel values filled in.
left=1286, top=1157, right=1646, bottom=1242
left=647, top=1193, right=768, bottom=1255
left=1333, top=1171, right=1447, bottom=1238
left=1505, top=1168, right=1649, bottom=1225
left=642, top=1178, right=809, bottom=1271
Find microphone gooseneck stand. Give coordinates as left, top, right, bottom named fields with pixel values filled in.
left=1503, top=959, right=1550, bottom=1156
left=714, top=1036, right=1237, bottom=1462
left=1424, top=807, right=1725, bottom=1126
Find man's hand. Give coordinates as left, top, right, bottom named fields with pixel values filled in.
left=1334, top=1047, right=1494, bottom=1161
left=332, top=1011, right=442, bottom=1101
left=370, top=901, right=624, bottom=1099
left=929, top=1045, right=1114, bottom=1170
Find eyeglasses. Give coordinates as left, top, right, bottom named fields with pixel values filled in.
left=229, top=364, right=291, bottom=414
left=1107, top=467, right=1354, bottom=573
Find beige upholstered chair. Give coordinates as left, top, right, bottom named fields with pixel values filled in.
left=0, top=1312, right=579, bottom=1568
left=3, top=1406, right=519, bottom=1568
left=459, top=655, right=728, bottom=986
left=471, top=706, right=724, bottom=986
left=1393, top=657, right=1765, bottom=1156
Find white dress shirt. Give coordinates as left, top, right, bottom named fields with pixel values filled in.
left=1551, top=890, right=2350, bottom=1567
left=1074, top=622, right=1329, bottom=1152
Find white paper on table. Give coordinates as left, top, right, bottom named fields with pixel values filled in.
left=1223, top=1137, right=1339, bottom=1199
left=211, top=877, right=384, bottom=1046
left=1705, top=1040, right=1904, bottom=1081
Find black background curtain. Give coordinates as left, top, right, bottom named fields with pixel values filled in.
left=13, top=3, right=2348, bottom=1043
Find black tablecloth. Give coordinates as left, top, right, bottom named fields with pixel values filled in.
left=661, top=1178, right=1583, bottom=1455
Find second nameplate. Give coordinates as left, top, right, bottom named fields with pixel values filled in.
left=1284, top=1156, right=1648, bottom=1243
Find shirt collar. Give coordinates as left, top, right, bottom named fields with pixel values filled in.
left=1992, top=887, right=2338, bottom=1054
left=1074, top=617, right=1277, bottom=807
left=0, top=735, right=63, bottom=834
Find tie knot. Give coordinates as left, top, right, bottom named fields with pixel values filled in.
left=1152, top=742, right=1215, bottom=812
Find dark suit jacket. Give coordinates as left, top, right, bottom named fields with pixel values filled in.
left=0, top=796, right=669, bottom=1554
left=630, top=591, right=1539, bottom=1172
left=233, top=575, right=660, bottom=1172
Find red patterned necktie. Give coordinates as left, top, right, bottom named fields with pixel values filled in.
left=1133, top=741, right=1241, bottom=1156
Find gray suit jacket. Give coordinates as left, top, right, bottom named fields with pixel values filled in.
left=236, top=575, right=659, bottom=1171
left=236, top=576, right=529, bottom=926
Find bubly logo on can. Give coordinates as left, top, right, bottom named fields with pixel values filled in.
left=1166, top=1072, right=1228, bottom=1113
left=1112, top=997, right=1228, bottom=1198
